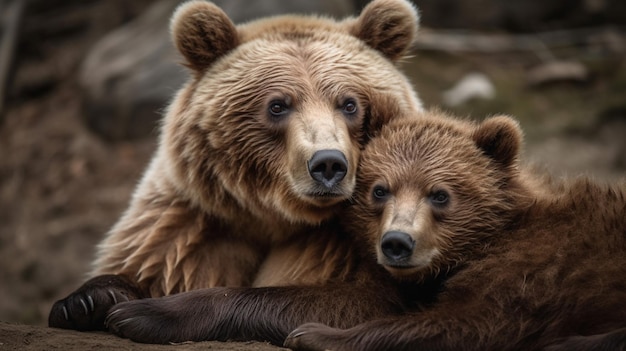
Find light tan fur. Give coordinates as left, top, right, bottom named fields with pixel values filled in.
left=91, top=0, right=422, bottom=297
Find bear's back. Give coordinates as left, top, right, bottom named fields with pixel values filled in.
left=447, top=176, right=626, bottom=341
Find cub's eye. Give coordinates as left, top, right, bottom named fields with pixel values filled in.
left=429, top=190, right=449, bottom=207
left=342, top=99, right=358, bottom=115
left=268, top=100, right=289, bottom=117
left=372, top=185, right=390, bottom=201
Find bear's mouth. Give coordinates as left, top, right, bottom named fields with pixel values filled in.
left=307, top=191, right=344, bottom=198
left=382, top=264, right=422, bottom=278
left=380, top=260, right=420, bottom=271
left=384, top=262, right=415, bottom=270
left=304, top=192, right=346, bottom=207
left=379, top=254, right=421, bottom=272
left=305, top=185, right=351, bottom=200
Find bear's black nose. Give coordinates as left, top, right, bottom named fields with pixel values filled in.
left=308, top=149, right=348, bottom=189
left=381, top=231, right=415, bottom=262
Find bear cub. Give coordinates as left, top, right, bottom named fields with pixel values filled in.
left=286, top=110, right=626, bottom=351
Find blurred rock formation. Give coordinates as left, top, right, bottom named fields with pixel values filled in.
left=79, top=0, right=355, bottom=140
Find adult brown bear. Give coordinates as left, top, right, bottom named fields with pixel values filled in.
left=48, top=0, right=422, bottom=332
left=285, top=110, right=626, bottom=351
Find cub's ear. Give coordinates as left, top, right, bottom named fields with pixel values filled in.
left=350, top=0, right=419, bottom=61
left=472, top=115, right=523, bottom=170
left=170, top=0, right=238, bottom=71
left=363, top=92, right=408, bottom=141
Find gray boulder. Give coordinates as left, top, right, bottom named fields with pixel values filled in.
left=80, top=0, right=355, bottom=140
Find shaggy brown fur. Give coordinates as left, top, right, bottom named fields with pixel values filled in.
left=49, top=0, right=422, bottom=331
left=98, top=224, right=443, bottom=345
left=285, top=110, right=626, bottom=351
left=102, top=251, right=413, bottom=345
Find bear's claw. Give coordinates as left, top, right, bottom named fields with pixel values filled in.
left=48, top=274, right=145, bottom=331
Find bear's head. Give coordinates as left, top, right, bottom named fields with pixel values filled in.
left=350, top=111, right=532, bottom=281
left=159, top=0, right=422, bottom=226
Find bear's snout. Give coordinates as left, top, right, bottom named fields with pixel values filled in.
left=307, top=149, right=348, bottom=189
left=381, top=231, right=415, bottom=263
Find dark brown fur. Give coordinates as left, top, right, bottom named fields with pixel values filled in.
left=103, top=246, right=402, bottom=345
left=285, top=110, right=626, bottom=351
left=101, top=111, right=625, bottom=348
left=101, top=220, right=445, bottom=345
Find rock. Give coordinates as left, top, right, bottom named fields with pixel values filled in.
left=401, top=0, right=626, bottom=32
left=215, top=0, right=354, bottom=23
left=526, top=60, right=588, bottom=86
left=80, top=0, right=183, bottom=140
left=442, top=72, right=495, bottom=107
left=0, top=0, right=25, bottom=120
left=80, top=0, right=355, bottom=140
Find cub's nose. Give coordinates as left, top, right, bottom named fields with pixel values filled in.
left=381, top=231, right=415, bottom=262
left=307, top=149, right=348, bottom=189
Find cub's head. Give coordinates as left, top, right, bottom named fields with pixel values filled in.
left=162, top=0, right=422, bottom=225
left=350, top=111, right=531, bottom=281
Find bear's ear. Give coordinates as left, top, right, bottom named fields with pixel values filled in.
left=472, top=116, right=523, bottom=170
left=364, top=92, right=410, bottom=141
left=350, top=0, right=419, bottom=61
left=170, top=0, right=239, bottom=72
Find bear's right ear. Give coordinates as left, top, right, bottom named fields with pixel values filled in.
left=350, top=0, right=419, bottom=62
left=472, top=116, right=523, bottom=171
left=170, top=1, right=239, bottom=72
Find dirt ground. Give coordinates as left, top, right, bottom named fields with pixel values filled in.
left=0, top=322, right=286, bottom=351
left=0, top=0, right=624, bottom=350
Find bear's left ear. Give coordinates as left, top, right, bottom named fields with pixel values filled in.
left=170, top=0, right=239, bottom=72
left=363, top=92, right=406, bottom=141
left=350, top=0, right=419, bottom=61
left=472, top=116, right=523, bottom=170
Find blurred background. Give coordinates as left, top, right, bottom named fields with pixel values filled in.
left=0, top=0, right=624, bottom=326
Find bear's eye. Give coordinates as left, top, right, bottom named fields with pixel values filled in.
left=342, top=99, right=358, bottom=115
left=268, top=100, right=289, bottom=118
left=372, top=185, right=390, bottom=201
left=429, top=190, right=449, bottom=207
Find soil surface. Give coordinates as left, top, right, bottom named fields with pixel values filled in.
left=0, top=322, right=286, bottom=351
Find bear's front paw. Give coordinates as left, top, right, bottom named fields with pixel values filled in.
left=48, top=274, right=143, bottom=331
left=105, top=293, right=213, bottom=344
left=284, top=323, right=351, bottom=351
left=105, top=298, right=179, bottom=344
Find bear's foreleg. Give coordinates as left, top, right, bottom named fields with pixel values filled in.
left=544, top=327, right=626, bottom=351
left=105, top=282, right=404, bottom=345
left=284, top=307, right=533, bottom=351
left=50, top=196, right=265, bottom=331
